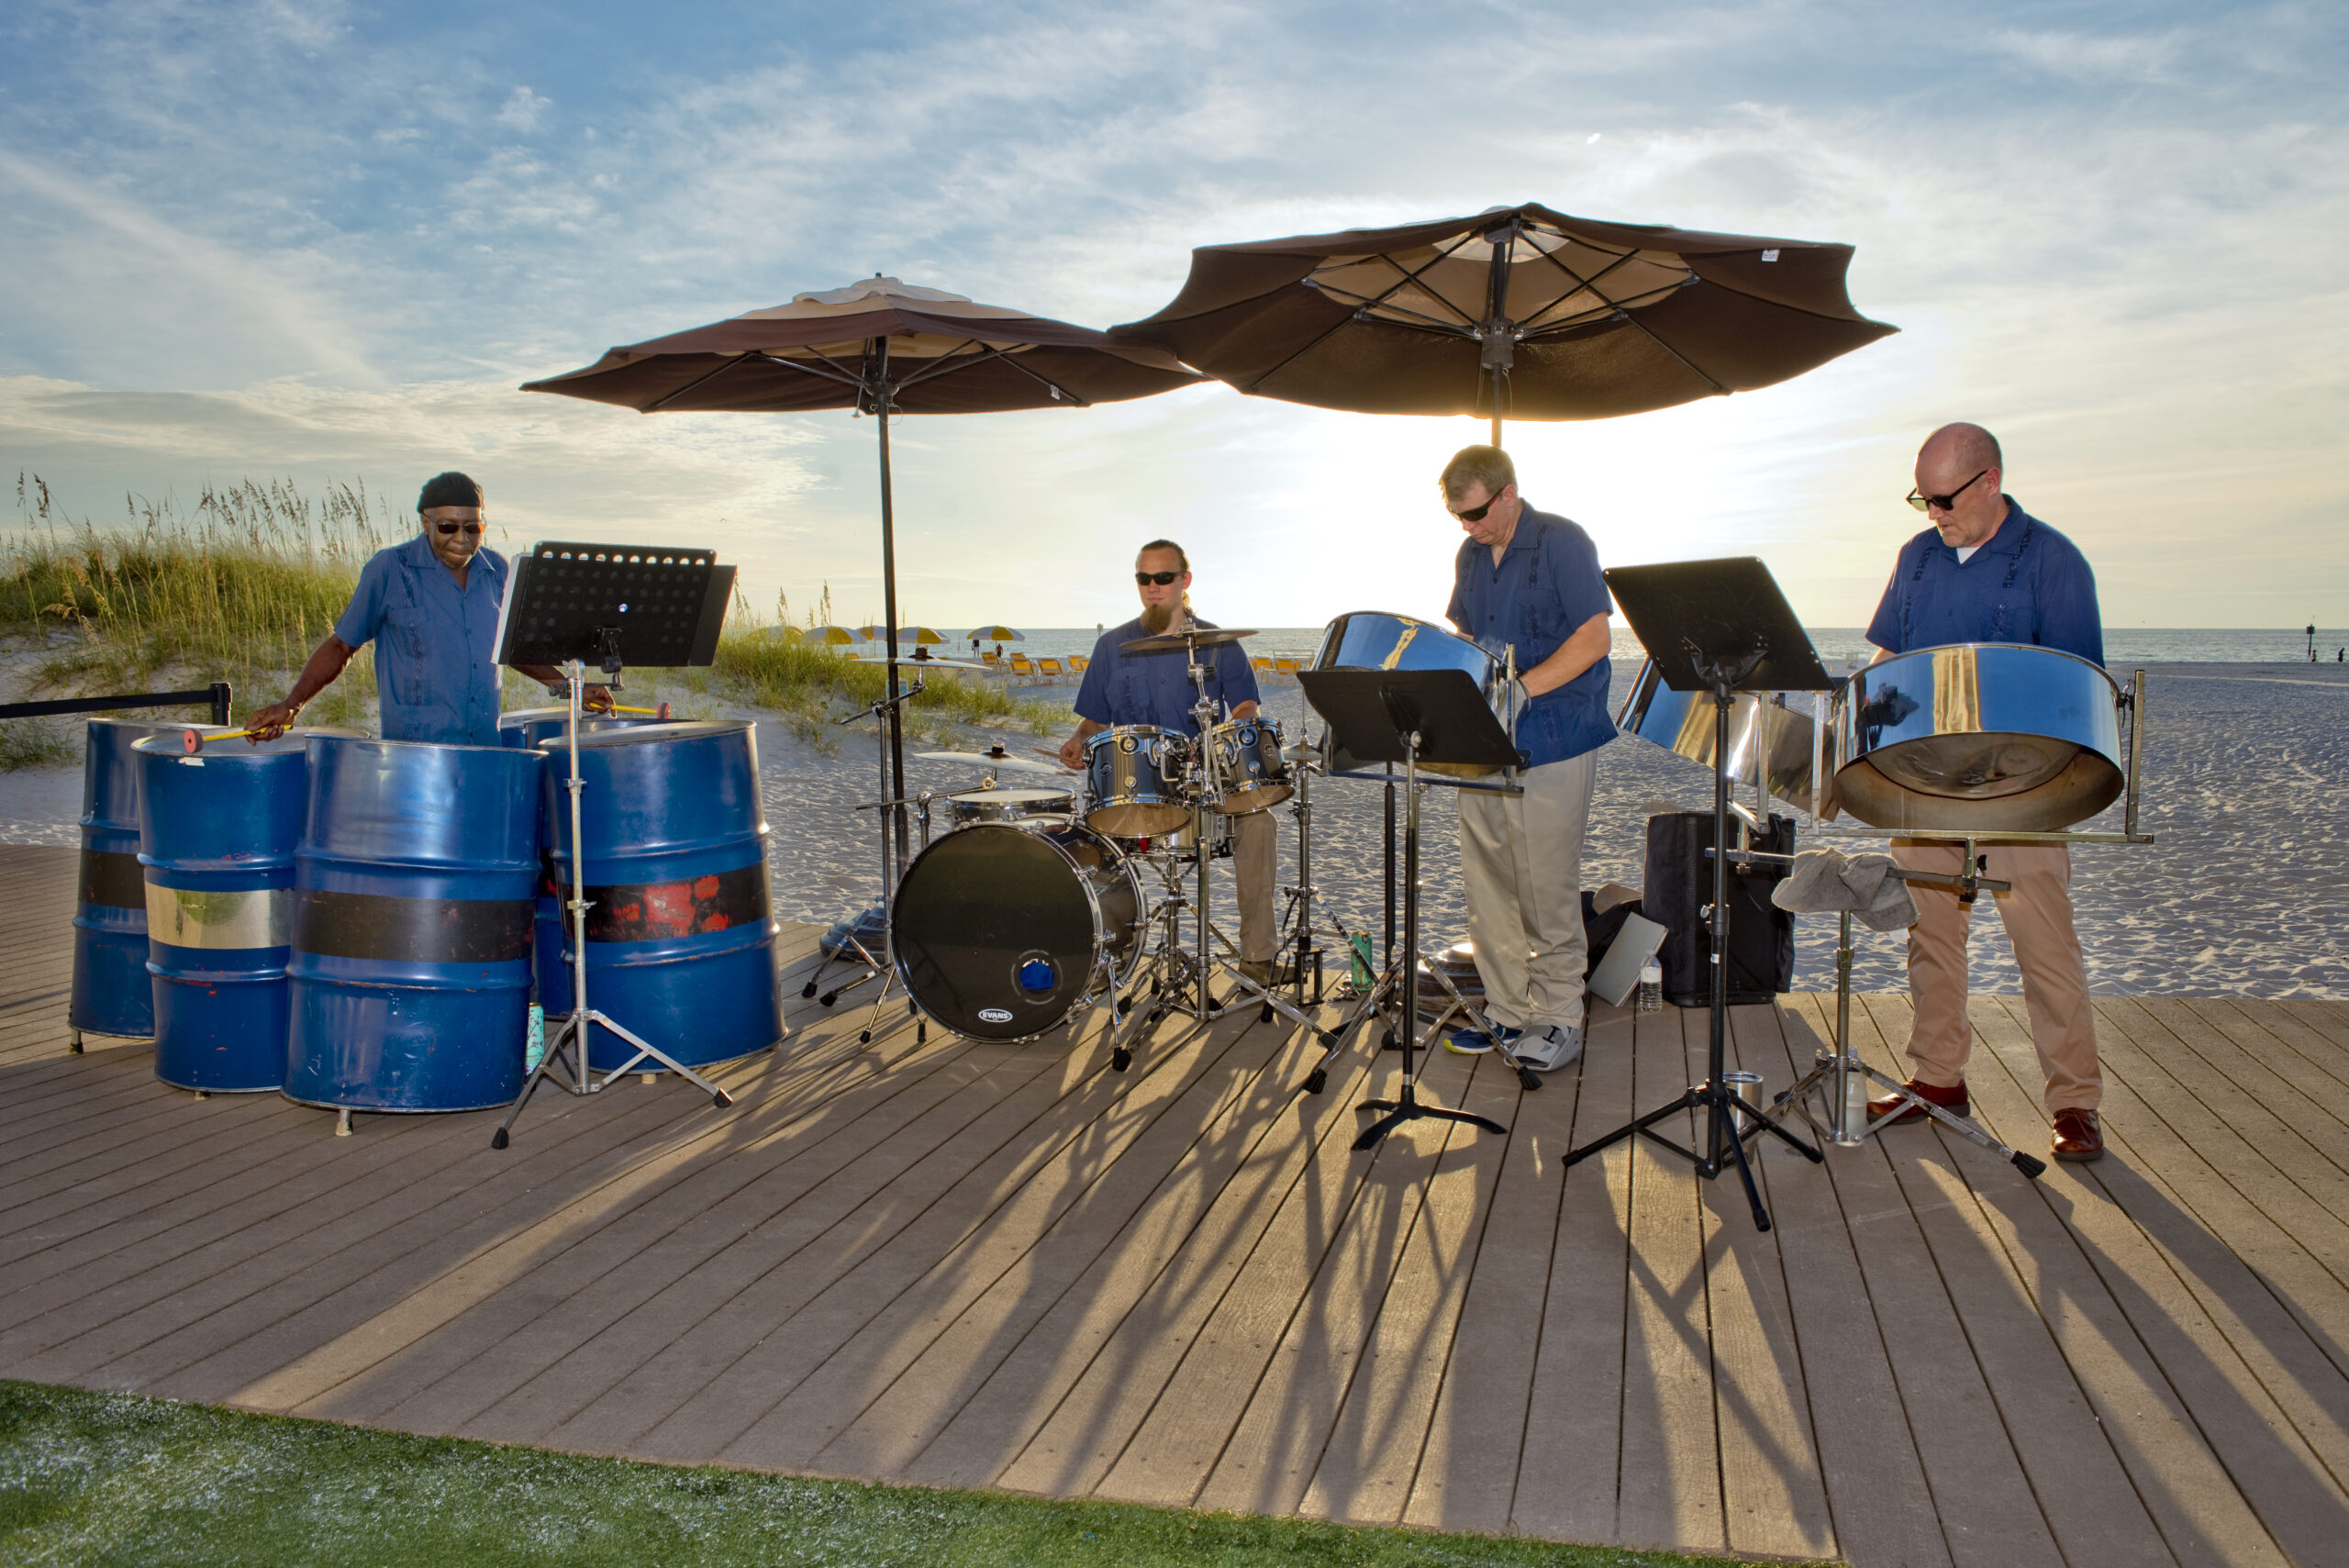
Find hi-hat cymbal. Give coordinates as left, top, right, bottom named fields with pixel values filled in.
left=1280, top=741, right=1322, bottom=762
left=1120, top=626, right=1258, bottom=654
left=913, top=748, right=1060, bottom=775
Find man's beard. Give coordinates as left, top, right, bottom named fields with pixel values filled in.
left=1140, top=599, right=1179, bottom=634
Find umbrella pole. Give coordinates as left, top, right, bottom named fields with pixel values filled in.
left=873, top=342, right=910, bottom=877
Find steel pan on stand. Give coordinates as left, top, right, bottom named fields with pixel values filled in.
left=1831, top=643, right=2125, bottom=832
left=1312, top=612, right=1505, bottom=778
left=1617, top=658, right=1833, bottom=817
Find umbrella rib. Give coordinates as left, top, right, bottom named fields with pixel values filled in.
left=754, top=349, right=870, bottom=393
left=891, top=339, right=1096, bottom=406
left=643, top=354, right=759, bottom=412
left=1514, top=246, right=1731, bottom=395
left=1308, top=234, right=1490, bottom=328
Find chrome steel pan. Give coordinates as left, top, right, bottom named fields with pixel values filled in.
left=1314, top=611, right=1501, bottom=778
left=1615, top=658, right=1832, bottom=814
left=1832, top=642, right=2122, bottom=831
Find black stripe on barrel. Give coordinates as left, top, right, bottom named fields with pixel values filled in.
left=293, top=889, right=533, bottom=964
left=579, top=862, right=769, bottom=943
left=77, top=849, right=146, bottom=910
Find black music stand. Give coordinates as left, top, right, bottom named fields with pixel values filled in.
left=1564, top=558, right=1827, bottom=1229
left=1299, top=667, right=1519, bottom=1151
left=491, top=541, right=739, bottom=1150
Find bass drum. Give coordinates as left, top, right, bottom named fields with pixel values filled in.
left=892, top=820, right=1143, bottom=1042
left=1314, top=611, right=1503, bottom=778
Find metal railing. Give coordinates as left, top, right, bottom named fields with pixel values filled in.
left=0, top=680, right=231, bottom=726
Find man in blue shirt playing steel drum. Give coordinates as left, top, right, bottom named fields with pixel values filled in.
left=1440, top=445, right=1615, bottom=1072
left=1864, top=422, right=2107, bottom=1162
left=1061, top=539, right=1280, bottom=984
left=250, top=473, right=607, bottom=745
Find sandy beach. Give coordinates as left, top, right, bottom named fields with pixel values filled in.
left=7, top=653, right=2341, bottom=1000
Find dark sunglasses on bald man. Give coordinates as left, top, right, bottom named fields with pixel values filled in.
left=434, top=520, right=484, bottom=536
left=1134, top=570, right=1182, bottom=585
left=1906, top=470, right=1988, bottom=514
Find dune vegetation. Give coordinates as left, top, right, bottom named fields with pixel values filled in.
left=0, top=473, right=1055, bottom=765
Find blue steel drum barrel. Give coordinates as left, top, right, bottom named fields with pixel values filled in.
left=505, top=709, right=662, bottom=1004
left=497, top=708, right=662, bottom=751
left=72, top=718, right=179, bottom=1040
left=284, top=737, right=542, bottom=1113
left=134, top=729, right=361, bottom=1092
left=538, top=721, right=783, bottom=1073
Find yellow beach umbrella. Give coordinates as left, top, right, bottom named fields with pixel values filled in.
left=804, top=624, right=863, bottom=646
left=861, top=624, right=946, bottom=645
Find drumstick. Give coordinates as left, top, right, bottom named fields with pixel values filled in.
left=610, top=702, right=674, bottom=719
left=1028, top=746, right=1079, bottom=770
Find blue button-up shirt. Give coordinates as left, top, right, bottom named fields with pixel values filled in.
left=333, top=534, right=511, bottom=746
left=1074, top=616, right=1262, bottom=737
left=1865, top=499, right=2103, bottom=665
left=1445, top=504, right=1614, bottom=767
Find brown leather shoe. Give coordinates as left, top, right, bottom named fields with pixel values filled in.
left=1867, top=1077, right=1968, bottom=1126
left=2052, top=1107, right=2105, bottom=1162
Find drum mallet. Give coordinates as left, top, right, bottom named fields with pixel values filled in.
left=180, top=724, right=263, bottom=754
left=609, top=702, right=674, bottom=719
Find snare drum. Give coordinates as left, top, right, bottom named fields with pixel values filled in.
left=1084, top=725, right=1192, bottom=837
left=892, top=819, right=1144, bottom=1041
left=946, top=787, right=1075, bottom=828
left=1203, top=717, right=1291, bottom=815
left=1123, top=809, right=1231, bottom=862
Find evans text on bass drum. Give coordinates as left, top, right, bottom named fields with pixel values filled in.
left=892, top=820, right=1142, bottom=1042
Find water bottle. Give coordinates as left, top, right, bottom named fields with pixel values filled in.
left=1635, top=960, right=1664, bottom=1013
left=1349, top=932, right=1375, bottom=990
left=525, top=1004, right=546, bottom=1072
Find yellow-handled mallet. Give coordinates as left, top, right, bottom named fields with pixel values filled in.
left=609, top=702, right=674, bottom=719
left=180, top=724, right=263, bottom=754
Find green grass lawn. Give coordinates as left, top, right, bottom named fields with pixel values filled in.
left=0, top=1380, right=1769, bottom=1568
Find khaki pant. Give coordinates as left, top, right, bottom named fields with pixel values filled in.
left=1231, top=807, right=1278, bottom=962
left=1895, top=839, right=2099, bottom=1114
left=1456, top=751, right=1597, bottom=1031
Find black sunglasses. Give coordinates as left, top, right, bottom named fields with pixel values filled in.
left=1451, top=490, right=1505, bottom=523
left=1906, top=470, right=1988, bottom=514
left=1134, top=569, right=1182, bottom=585
left=434, top=521, right=484, bottom=536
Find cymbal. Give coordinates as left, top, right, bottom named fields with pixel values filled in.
left=1120, top=626, right=1258, bottom=654
left=850, top=654, right=988, bottom=671
left=913, top=748, right=1060, bottom=775
left=1280, top=742, right=1322, bottom=762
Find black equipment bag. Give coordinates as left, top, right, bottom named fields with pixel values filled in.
left=1642, top=811, right=1796, bottom=1006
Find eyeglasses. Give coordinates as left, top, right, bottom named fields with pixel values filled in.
left=1451, top=490, right=1505, bottom=523
left=1134, top=570, right=1182, bottom=585
left=1906, top=470, right=1988, bottom=514
left=434, top=521, right=484, bottom=536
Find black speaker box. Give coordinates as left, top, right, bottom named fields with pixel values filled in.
left=1642, top=811, right=1796, bottom=1006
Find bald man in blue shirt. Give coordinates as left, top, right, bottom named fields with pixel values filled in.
left=1865, top=423, right=2107, bottom=1163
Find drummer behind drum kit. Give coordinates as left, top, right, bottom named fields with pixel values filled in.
left=881, top=619, right=1349, bottom=1074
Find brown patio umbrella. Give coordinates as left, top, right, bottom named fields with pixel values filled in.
left=521, top=276, right=1199, bottom=863
left=1110, top=202, right=1895, bottom=444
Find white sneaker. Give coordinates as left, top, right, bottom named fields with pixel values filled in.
left=1515, top=1023, right=1585, bottom=1071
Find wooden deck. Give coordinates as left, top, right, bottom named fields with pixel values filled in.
left=4, top=840, right=2346, bottom=1564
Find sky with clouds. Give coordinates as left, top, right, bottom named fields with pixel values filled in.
left=1, top=0, right=2341, bottom=633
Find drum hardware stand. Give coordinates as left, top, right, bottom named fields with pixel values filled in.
left=800, top=679, right=927, bottom=1010
left=1297, top=668, right=1518, bottom=1150
left=1567, top=560, right=1832, bottom=1231
left=1273, top=752, right=1362, bottom=1008
left=494, top=657, right=738, bottom=1150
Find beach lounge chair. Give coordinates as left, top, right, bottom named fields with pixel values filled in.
left=1071, top=655, right=1089, bottom=673
left=1037, top=657, right=1067, bottom=682
left=1252, top=656, right=1275, bottom=674
left=1275, top=656, right=1304, bottom=681
left=1009, top=653, right=1039, bottom=682
left=980, top=651, right=1005, bottom=672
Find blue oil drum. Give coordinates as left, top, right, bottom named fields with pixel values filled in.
left=537, top=721, right=784, bottom=1073
left=71, top=718, right=179, bottom=1041
left=137, top=732, right=303, bottom=1090
left=497, top=708, right=662, bottom=751
left=284, top=737, right=542, bottom=1113
left=504, top=710, right=662, bottom=1005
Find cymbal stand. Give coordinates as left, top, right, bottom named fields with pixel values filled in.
left=495, top=658, right=737, bottom=1149
left=1273, top=754, right=1361, bottom=1007
left=800, top=678, right=924, bottom=1009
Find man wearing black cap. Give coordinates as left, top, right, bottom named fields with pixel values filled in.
left=250, top=473, right=607, bottom=744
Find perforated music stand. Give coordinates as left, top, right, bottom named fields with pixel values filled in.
left=1563, top=558, right=1826, bottom=1229
left=491, top=541, right=740, bottom=1150
left=1299, top=667, right=1519, bottom=1151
